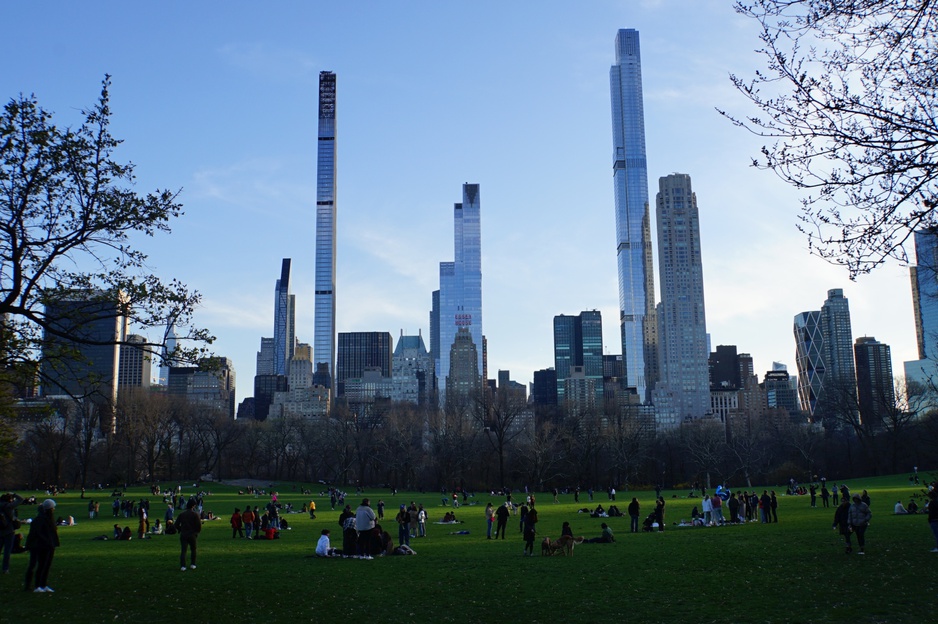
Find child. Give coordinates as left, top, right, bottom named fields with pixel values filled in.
left=315, top=529, right=339, bottom=557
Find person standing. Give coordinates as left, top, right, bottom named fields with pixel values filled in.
left=355, top=498, right=377, bottom=559
left=927, top=490, right=938, bottom=552
left=628, top=497, right=640, bottom=533
left=395, top=505, right=410, bottom=547
left=242, top=506, right=255, bottom=540
left=495, top=502, right=510, bottom=539
left=522, top=506, right=538, bottom=556
left=771, top=491, right=779, bottom=523
left=24, top=499, right=59, bottom=592
left=809, top=484, right=817, bottom=508
left=728, top=492, right=740, bottom=523
left=847, top=494, right=872, bottom=555
left=417, top=504, right=427, bottom=538
left=655, top=497, right=665, bottom=531
left=484, top=503, right=495, bottom=539
left=1, top=492, right=25, bottom=575
left=176, top=500, right=202, bottom=570
left=820, top=485, right=830, bottom=508
left=230, top=508, right=244, bottom=539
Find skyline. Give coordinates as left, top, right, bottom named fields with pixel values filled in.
left=0, top=1, right=920, bottom=406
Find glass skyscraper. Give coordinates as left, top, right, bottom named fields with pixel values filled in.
left=610, top=28, right=657, bottom=403
left=437, top=183, right=483, bottom=403
left=314, top=71, right=337, bottom=388
left=553, top=310, right=604, bottom=406
left=904, top=228, right=938, bottom=388
left=653, top=174, right=710, bottom=425
left=273, top=258, right=296, bottom=377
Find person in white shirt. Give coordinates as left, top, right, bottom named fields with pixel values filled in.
left=894, top=500, right=909, bottom=514
left=316, top=528, right=339, bottom=557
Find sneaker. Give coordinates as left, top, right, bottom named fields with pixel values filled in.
left=190, top=565, right=197, bottom=570
left=34, top=587, right=46, bottom=593
left=43, top=587, right=54, bottom=593
left=180, top=567, right=187, bottom=571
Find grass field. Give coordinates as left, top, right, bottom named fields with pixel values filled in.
left=2, top=474, right=935, bottom=623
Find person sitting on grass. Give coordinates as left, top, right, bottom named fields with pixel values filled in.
left=586, top=522, right=615, bottom=543
left=315, top=529, right=340, bottom=557
left=895, top=500, right=909, bottom=514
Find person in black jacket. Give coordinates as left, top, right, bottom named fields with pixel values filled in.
left=176, top=500, right=202, bottom=570
left=24, top=499, right=60, bottom=592
left=832, top=498, right=852, bottom=554
left=628, top=498, right=640, bottom=533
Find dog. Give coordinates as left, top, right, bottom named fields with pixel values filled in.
left=541, top=537, right=553, bottom=556
left=551, top=534, right=585, bottom=556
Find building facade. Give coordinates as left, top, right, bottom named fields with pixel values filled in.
left=854, top=336, right=894, bottom=426
left=436, top=183, right=483, bottom=404
left=273, top=258, right=296, bottom=377
left=905, top=228, right=938, bottom=387
left=652, top=173, right=710, bottom=426
left=118, top=334, right=152, bottom=390
left=391, top=332, right=433, bottom=405
left=553, top=311, right=604, bottom=407
left=314, top=71, right=337, bottom=389
left=336, top=332, right=392, bottom=397
left=610, top=28, right=657, bottom=403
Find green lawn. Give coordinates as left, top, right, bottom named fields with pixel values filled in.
left=2, top=475, right=935, bottom=623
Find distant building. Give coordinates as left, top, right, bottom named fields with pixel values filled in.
left=436, top=184, right=483, bottom=405
left=652, top=174, right=710, bottom=427
left=610, top=28, right=657, bottom=403
left=336, top=332, right=392, bottom=397
left=391, top=332, right=433, bottom=405
left=41, top=291, right=127, bottom=433
left=168, top=358, right=237, bottom=419
left=273, top=259, right=296, bottom=377
left=445, top=327, right=482, bottom=407
left=763, top=370, right=800, bottom=417
left=794, top=289, right=856, bottom=423
left=905, top=228, right=938, bottom=389
left=854, top=336, right=894, bottom=426
left=531, top=368, right=558, bottom=407
left=314, top=71, right=338, bottom=389
left=118, top=334, right=152, bottom=391
left=553, top=311, right=604, bottom=407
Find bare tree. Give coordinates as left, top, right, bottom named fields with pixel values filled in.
left=723, top=0, right=938, bottom=277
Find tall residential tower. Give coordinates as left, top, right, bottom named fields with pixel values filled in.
left=313, top=71, right=337, bottom=389
left=437, top=183, right=483, bottom=404
left=610, top=28, right=657, bottom=403
left=652, top=174, right=710, bottom=427
left=273, top=258, right=296, bottom=377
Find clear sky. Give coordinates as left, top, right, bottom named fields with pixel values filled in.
left=2, top=1, right=918, bottom=405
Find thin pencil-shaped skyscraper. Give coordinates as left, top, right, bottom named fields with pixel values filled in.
left=610, top=28, right=657, bottom=403
left=314, top=71, right=337, bottom=388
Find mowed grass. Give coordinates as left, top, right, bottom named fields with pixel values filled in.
left=1, top=475, right=936, bottom=623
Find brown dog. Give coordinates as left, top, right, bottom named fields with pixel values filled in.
left=541, top=537, right=553, bottom=556
left=551, top=535, right=585, bottom=556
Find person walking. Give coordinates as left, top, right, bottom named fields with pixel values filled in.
left=495, top=502, right=510, bottom=539
left=1, top=492, right=25, bottom=575
left=832, top=498, right=852, bottom=553
left=847, top=494, right=872, bottom=555
left=176, top=500, right=202, bottom=570
left=628, top=497, right=640, bottom=533
left=24, top=499, right=59, bottom=592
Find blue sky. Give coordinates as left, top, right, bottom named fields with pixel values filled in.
left=2, top=1, right=917, bottom=404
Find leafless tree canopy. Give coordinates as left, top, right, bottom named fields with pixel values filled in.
left=723, top=0, right=938, bottom=277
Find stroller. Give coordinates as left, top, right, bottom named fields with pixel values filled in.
left=642, top=513, right=657, bottom=532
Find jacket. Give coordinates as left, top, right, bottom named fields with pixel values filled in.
left=847, top=501, right=871, bottom=528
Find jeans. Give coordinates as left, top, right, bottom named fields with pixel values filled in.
left=179, top=534, right=198, bottom=567
left=1, top=532, right=14, bottom=572
left=25, top=547, right=54, bottom=589
left=486, top=518, right=493, bottom=538
left=630, top=515, right=639, bottom=533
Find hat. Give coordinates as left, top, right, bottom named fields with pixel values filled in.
left=42, top=499, right=56, bottom=510
left=400, top=504, right=406, bottom=509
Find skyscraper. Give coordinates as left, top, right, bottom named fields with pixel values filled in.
left=158, top=322, right=177, bottom=386
left=794, top=289, right=856, bottom=423
left=436, top=183, right=483, bottom=404
left=273, top=258, right=296, bottom=377
left=314, top=71, right=337, bottom=389
left=118, top=334, right=152, bottom=389
left=336, top=332, right=392, bottom=397
left=553, top=310, right=604, bottom=406
left=854, top=336, right=894, bottom=425
left=610, top=28, right=657, bottom=403
left=653, top=173, right=710, bottom=427
left=905, top=228, right=938, bottom=387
